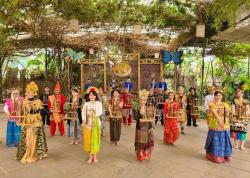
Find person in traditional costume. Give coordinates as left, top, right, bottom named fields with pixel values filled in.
left=231, top=88, right=250, bottom=150
left=175, top=86, right=187, bottom=135
left=84, top=79, right=92, bottom=91
left=204, top=90, right=232, bottom=163
left=187, top=87, right=199, bottom=127
left=121, top=88, right=133, bottom=126
left=204, top=85, right=215, bottom=112
left=159, top=78, right=167, bottom=91
left=150, top=79, right=158, bottom=90
left=48, top=82, right=66, bottom=136
left=66, top=87, right=82, bottom=144
left=98, top=87, right=107, bottom=137
left=82, top=87, right=102, bottom=163
left=16, top=82, right=48, bottom=163
left=133, top=89, right=154, bottom=161
left=124, top=78, right=133, bottom=91
left=110, top=79, right=118, bottom=90
left=39, top=87, right=51, bottom=126
left=4, top=88, right=23, bottom=147
left=109, top=89, right=123, bottom=145
left=163, top=90, right=180, bottom=145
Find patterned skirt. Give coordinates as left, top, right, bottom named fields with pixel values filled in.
left=83, top=117, right=101, bottom=154
left=16, top=126, right=48, bottom=163
left=109, top=118, right=122, bottom=142
left=6, top=121, right=21, bottom=147
left=164, top=119, right=179, bottom=144
left=205, top=130, right=232, bottom=163
left=135, top=123, right=154, bottom=152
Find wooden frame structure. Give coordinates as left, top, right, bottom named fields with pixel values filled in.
left=79, top=53, right=163, bottom=92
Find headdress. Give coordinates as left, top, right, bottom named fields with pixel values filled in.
left=214, top=87, right=224, bottom=95
left=71, top=86, right=80, bottom=93
left=54, top=82, right=61, bottom=91
left=139, top=89, right=149, bottom=100
left=167, top=89, right=175, bottom=95
left=86, top=86, right=99, bottom=94
left=25, top=81, right=39, bottom=95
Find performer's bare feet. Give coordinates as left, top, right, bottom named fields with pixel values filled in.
left=234, top=145, right=239, bottom=149
left=93, top=157, right=98, bottom=163
left=74, top=141, right=79, bottom=145
left=115, top=142, right=119, bottom=146
left=87, top=158, right=92, bottom=163
left=70, top=141, right=75, bottom=145
left=240, top=146, right=245, bottom=150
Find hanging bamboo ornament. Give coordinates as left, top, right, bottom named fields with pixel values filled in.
left=196, top=23, right=205, bottom=38
left=69, top=18, right=79, bottom=33
left=133, top=25, right=142, bottom=34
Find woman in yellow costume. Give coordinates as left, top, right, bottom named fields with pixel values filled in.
left=16, top=82, right=48, bottom=163
left=82, top=87, right=102, bottom=163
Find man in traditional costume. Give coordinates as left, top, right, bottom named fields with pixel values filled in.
left=187, top=87, right=199, bottom=127
left=124, top=78, right=133, bottom=91
left=16, top=82, right=48, bottom=163
left=150, top=79, right=158, bottom=90
left=121, top=88, right=133, bottom=126
left=204, top=85, right=215, bottom=112
left=48, top=82, right=66, bottom=136
left=40, top=87, right=51, bottom=126
left=133, top=89, right=154, bottom=161
left=159, top=78, right=167, bottom=91
left=4, top=88, right=23, bottom=147
left=82, top=87, right=102, bottom=163
left=84, top=79, right=92, bottom=91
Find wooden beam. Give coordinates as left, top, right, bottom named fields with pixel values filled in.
left=81, top=64, right=84, bottom=94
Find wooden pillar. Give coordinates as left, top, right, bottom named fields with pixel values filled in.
left=138, top=59, right=141, bottom=91
left=81, top=63, right=84, bottom=94
left=160, top=62, right=164, bottom=79
left=104, top=57, right=107, bottom=92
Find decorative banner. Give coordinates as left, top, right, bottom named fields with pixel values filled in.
left=112, top=62, right=132, bottom=77
left=161, top=50, right=183, bottom=64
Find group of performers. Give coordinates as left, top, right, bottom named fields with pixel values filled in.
left=1, top=79, right=250, bottom=164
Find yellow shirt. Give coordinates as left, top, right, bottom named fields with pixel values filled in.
left=208, top=102, right=230, bottom=130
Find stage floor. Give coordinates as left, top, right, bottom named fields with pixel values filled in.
left=1, top=113, right=250, bottom=178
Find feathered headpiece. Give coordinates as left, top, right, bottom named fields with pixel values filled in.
left=86, top=86, right=99, bottom=94
left=25, top=81, right=39, bottom=95
left=139, top=89, right=149, bottom=100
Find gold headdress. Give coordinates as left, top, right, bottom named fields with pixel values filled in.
left=167, top=89, right=175, bottom=95
left=86, top=86, right=99, bottom=94
left=214, top=87, right=224, bottom=94
left=25, top=81, right=39, bottom=95
left=139, top=89, right=149, bottom=100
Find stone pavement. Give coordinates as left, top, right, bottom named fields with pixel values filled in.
left=1, top=113, right=250, bottom=178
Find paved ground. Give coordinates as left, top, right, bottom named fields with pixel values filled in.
left=1, top=111, right=250, bottom=178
